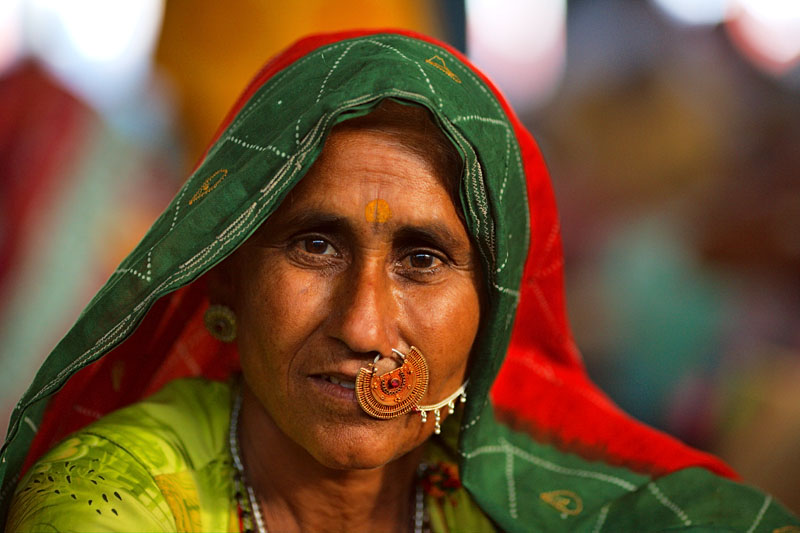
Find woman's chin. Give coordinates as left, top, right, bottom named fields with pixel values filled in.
left=301, top=423, right=425, bottom=471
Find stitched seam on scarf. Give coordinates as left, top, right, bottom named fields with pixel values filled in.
left=493, top=283, right=520, bottom=297
left=502, top=439, right=518, bottom=519
left=315, top=42, right=357, bottom=104
left=363, top=39, right=441, bottom=109
left=397, top=36, right=528, bottom=248
left=452, top=115, right=512, bottom=202
left=229, top=41, right=350, bottom=130
left=496, top=242, right=510, bottom=273
left=114, top=250, right=152, bottom=282
left=647, top=482, right=692, bottom=526
left=228, top=136, right=289, bottom=159
left=23, top=417, right=37, bottom=433
left=169, top=187, right=187, bottom=231
left=592, top=503, right=611, bottom=533
left=465, top=439, right=638, bottom=491
left=461, top=413, right=481, bottom=430
left=450, top=115, right=517, bottom=285
left=438, top=117, right=494, bottom=273
left=401, top=36, right=523, bottom=179
left=746, top=494, right=772, bottom=533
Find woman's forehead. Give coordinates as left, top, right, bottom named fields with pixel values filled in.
left=275, top=129, right=463, bottom=229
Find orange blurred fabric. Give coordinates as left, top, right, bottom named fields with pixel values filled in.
left=155, top=0, right=443, bottom=166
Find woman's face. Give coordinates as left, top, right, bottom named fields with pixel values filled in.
left=222, top=125, right=482, bottom=470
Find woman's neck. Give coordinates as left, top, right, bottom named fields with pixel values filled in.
left=238, top=384, right=425, bottom=533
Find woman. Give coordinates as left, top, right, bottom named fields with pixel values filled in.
left=2, top=30, right=798, bottom=532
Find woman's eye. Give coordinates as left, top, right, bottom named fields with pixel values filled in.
left=409, top=253, right=435, bottom=269
left=302, top=238, right=335, bottom=255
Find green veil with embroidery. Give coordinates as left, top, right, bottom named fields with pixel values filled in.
left=2, top=30, right=798, bottom=531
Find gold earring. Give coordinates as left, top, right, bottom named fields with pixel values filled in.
left=355, top=347, right=429, bottom=419
left=204, top=304, right=237, bottom=343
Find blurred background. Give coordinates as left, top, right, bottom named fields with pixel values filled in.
left=1, top=0, right=798, bottom=513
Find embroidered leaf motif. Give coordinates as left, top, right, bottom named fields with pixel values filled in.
left=425, top=55, right=462, bottom=83
left=540, top=490, right=583, bottom=517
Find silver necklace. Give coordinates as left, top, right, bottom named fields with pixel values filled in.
left=229, top=391, right=427, bottom=533
left=230, top=390, right=267, bottom=533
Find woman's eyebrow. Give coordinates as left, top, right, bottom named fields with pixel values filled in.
left=280, top=210, right=350, bottom=233
left=392, top=223, right=467, bottom=253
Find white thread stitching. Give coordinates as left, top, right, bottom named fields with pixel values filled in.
left=315, top=42, right=357, bottom=104
left=170, top=187, right=187, bottom=231
left=228, top=136, right=289, bottom=159
left=502, top=439, right=519, bottom=519
left=493, top=282, right=521, bottom=298
left=496, top=233, right=511, bottom=273
left=113, top=250, right=152, bottom=282
left=746, top=494, right=772, bottom=533
left=592, top=503, right=611, bottom=533
left=461, top=413, right=481, bottom=430
left=647, top=482, right=692, bottom=526
left=23, top=417, right=37, bottom=433
left=364, top=39, right=440, bottom=108
left=453, top=115, right=512, bottom=200
left=405, top=37, right=525, bottom=202
left=465, top=438, right=638, bottom=492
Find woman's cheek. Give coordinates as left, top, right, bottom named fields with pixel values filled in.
left=265, top=269, right=332, bottom=345
left=401, top=278, right=479, bottom=382
left=406, top=279, right=479, bottom=337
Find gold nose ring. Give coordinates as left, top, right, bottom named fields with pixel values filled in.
left=355, top=346, right=429, bottom=419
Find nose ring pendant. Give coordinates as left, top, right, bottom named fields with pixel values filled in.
left=355, top=347, right=430, bottom=419
left=416, top=381, right=468, bottom=435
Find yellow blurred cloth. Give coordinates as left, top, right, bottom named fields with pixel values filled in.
left=155, top=0, right=442, bottom=166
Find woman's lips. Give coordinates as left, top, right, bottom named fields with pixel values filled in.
left=309, top=374, right=358, bottom=402
left=322, top=374, right=355, bottom=390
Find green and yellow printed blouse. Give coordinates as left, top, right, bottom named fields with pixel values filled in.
left=7, top=378, right=495, bottom=532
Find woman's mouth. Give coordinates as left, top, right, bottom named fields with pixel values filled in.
left=321, top=375, right=355, bottom=390
left=309, top=373, right=359, bottom=403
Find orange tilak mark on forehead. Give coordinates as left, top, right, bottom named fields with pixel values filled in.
left=364, top=199, right=392, bottom=223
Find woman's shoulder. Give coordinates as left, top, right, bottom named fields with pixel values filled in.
left=86, top=377, right=234, bottom=470
left=6, top=378, right=237, bottom=532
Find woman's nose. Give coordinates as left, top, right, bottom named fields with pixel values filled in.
left=329, top=262, right=397, bottom=356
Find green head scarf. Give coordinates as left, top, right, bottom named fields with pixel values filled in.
left=2, top=30, right=798, bottom=531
